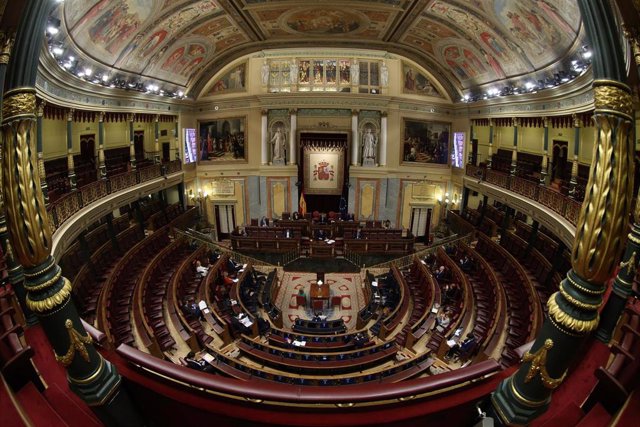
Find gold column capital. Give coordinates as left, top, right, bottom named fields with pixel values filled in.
left=67, top=108, right=75, bottom=122
left=593, top=80, right=633, bottom=118
left=128, top=113, right=135, bottom=122
left=155, top=114, right=160, bottom=123
left=512, top=117, right=519, bottom=127
left=572, top=114, right=581, bottom=128
left=2, top=88, right=36, bottom=120
left=489, top=118, right=494, bottom=127
left=289, top=108, right=297, bottom=115
left=542, top=117, right=549, bottom=128
left=99, top=111, right=105, bottom=122
left=261, top=109, right=268, bottom=116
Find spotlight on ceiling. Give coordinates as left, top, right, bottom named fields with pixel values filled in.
left=52, top=46, right=63, bottom=56
left=525, top=81, right=535, bottom=91
left=47, top=26, right=59, bottom=35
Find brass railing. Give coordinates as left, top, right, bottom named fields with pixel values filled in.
left=46, top=160, right=182, bottom=232
left=465, top=166, right=582, bottom=226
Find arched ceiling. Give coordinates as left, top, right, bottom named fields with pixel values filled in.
left=52, top=0, right=584, bottom=99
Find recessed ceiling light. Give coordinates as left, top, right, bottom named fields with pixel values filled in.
left=47, top=26, right=59, bottom=35
left=52, top=47, right=63, bottom=55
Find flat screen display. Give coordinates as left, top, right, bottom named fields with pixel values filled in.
left=452, top=132, right=465, bottom=168
left=184, top=128, right=197, bottom=164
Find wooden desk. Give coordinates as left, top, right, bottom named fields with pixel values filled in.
left=310, top=280, right=330, bottom=309
left=310, top=240, right=335, bottom=258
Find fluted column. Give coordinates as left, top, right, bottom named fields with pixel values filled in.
left=379, top=112, right=387, bottom=166
left=98, top=112, right=107, bottom=179
left=569, top=114, right=581, bottom=199
left=490, top=1, right=633, bottom=424
left=173, top=119, right=180, bottom=161
left=1, top=1, right=141, bottom=424
left=487, top=119, right=494, bottom=170
left=289, top=109, right=297, bottom=165
left=540, top=117, right=549, bottom=186
left=351, top=110, right=359, bottom=166
left=67, top=109, right=77, bottom=191
left=0, top=31, right=33, bottom=325
left=128, top=113, right=136, bottom=170
left=261, top=110, right=268, bottom=165
left=154, top=114, right=160, bottom=164
left=510, top=117, right=519, bottom=177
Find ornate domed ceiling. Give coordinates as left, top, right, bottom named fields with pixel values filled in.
left=49, top=0, right=585, bottom=99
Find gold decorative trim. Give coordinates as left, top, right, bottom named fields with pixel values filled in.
left=25, top=268, right=61, bottom=292
left=26, top=277, right=72, bottom=313
left=508, top=377, right=549, bottom=407
left=558, top=284, right=600, bottom=310
left=68, top=355, right=104, bottom=385
left=548, top=314, right=583, bottom=337
left=619, top=251, right=637, bottom=276
left=54, top=319, right=93, bottom=367
left=2, top=89, right=36, bottom=120
left=24, top=257, right=55, bottom=278
left=592, top=81, right=632, bottom=118
left=547, top=294, right=599, bottom=333
left=566, top=274, right=606, bottom=295
left=0, top=33, right=14, bottom=65
left=628, top=232, right=640, bottom=245
left=522, top=339, right=567, bottom=389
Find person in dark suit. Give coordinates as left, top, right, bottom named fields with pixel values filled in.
left=183, top=351, right=214, bottom=373
left=354, top=227, right=363, bottom=239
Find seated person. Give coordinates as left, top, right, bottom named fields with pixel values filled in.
left=434, top=310, right=452, bottom=332
left=222, top=270, right=235, bottom=286
left=459, top=255, right=473, bottom=272
left=292, top=211, right=300, bottom=220
left=354, top=227, right=363, bottom=239
left=315, top=229, right=327, bottom=240
left=182, top=351, right=215, bottom=373
left=259, top=216, right=269, bottom=227
left=446, top=333, right=477, bottom=361
left=208, top=251, right=221, bottom=265
left=182, top=299, right=204, bottom=321
left=434, top=265, right=447, bottom=280
left=284, top=228, right=293, bottom=238
left=195, top=260, right=209, bottom=278
left=383, top=219, right=391, bottom=229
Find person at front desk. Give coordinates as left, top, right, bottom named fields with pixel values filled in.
left=292, top=211, right=300, bottom=220
left=354, top=227, right=363, bottom=239
left=283, top=228, right=293, bottom=238
left=315, top=229, right=327, bottom=240
left=260, top=216, right=269, bottom=227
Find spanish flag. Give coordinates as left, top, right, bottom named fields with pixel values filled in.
left=299, top=191, right=307, bottom=216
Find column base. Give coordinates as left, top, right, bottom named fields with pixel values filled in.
left=490, top=377, right=550, bottom=426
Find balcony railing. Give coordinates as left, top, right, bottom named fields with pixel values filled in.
left=46, top=160, right=182, bottom=232
left=465, top=165, right=582, bottom=226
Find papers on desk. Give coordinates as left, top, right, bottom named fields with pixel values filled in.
left=431, top=307, right=439, bottom=314
left=326, top=239, right=335, bottom=244
left=198, top=300, right=207, bottom=310
left=202, top=308, right=210, bottom=314
left=239, top=316, right=253, bottom=327
left=292, top=340, right=306, bottom=347
left=243, top=263, right=248, bottom=269
left=371, top=281, right=378, bottom=287
left=446, top=339, right=457, bottom=347
left=230, top=299, right=238, bottom=306
left=202, top=353, right=215, bottom=363
left=421, top=259, right=426, bottom=265
left=232, top=278, right=239, bottom=283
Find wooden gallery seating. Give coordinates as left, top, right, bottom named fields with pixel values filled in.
left=170, top=246, right=213, bottom=351
left=454, top=242, right=506, bottom=357
left=133, top=237, right=192, bottom=357
left=0, top=291, right=44, bottom=392
left=396, top=258, right=434, bottom=348
left=405, top=259, right=441, bottom=351
left=474, top=233, right=542, bottom=367
left=377, top=266, right=410, bottom=340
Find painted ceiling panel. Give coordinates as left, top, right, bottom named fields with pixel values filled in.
left=52, top=0, right=585, bottom=96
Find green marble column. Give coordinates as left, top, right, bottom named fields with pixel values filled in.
left=1, top=1, right=142, bottom=425
left=490, top=0, right=633, bottom=424
left=487, top=119, right=494, bottom=170
left=66, top=109, right=77, bottom=191
left=128, top=114, right=136, bottom=171
left=540, top=117, right=549, bottom=186
left=568, top=115, right=581, bottom=199
left=154, top=114, right=160, bottom=164
left=510, top=118, right=519, bottom=177
left=98, top=112, right=107, bottom=180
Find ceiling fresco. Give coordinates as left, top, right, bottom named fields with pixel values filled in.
left=52, top=0, right=585, bottom=97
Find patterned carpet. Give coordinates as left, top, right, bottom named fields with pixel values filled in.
left=276, top=272, right=364, bottom=331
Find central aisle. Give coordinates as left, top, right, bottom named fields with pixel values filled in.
left=275, top=272, right=365, bottom=330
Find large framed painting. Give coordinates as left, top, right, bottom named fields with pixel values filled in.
left=402, top=63, right=443, bottom=97
left=198, top=117, right=246, bottom=163
left=303, top=146, right=345, bottom=195
left=206, top=63, right=246, bottom=95
left=402, top=119, right=450, bottom=165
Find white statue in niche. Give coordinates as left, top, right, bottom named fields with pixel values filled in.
left=361, top=126, right=377, bottom=166
left=271, top=126, right=286, bottom=164
left=380, top=62, right=388, bottom=87
left=350, top=61, right=359, bottom=85
left=261, top=60, right=270, bottom=85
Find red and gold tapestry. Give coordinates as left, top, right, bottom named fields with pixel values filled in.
left=303, top=145, right=344, bottom=195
